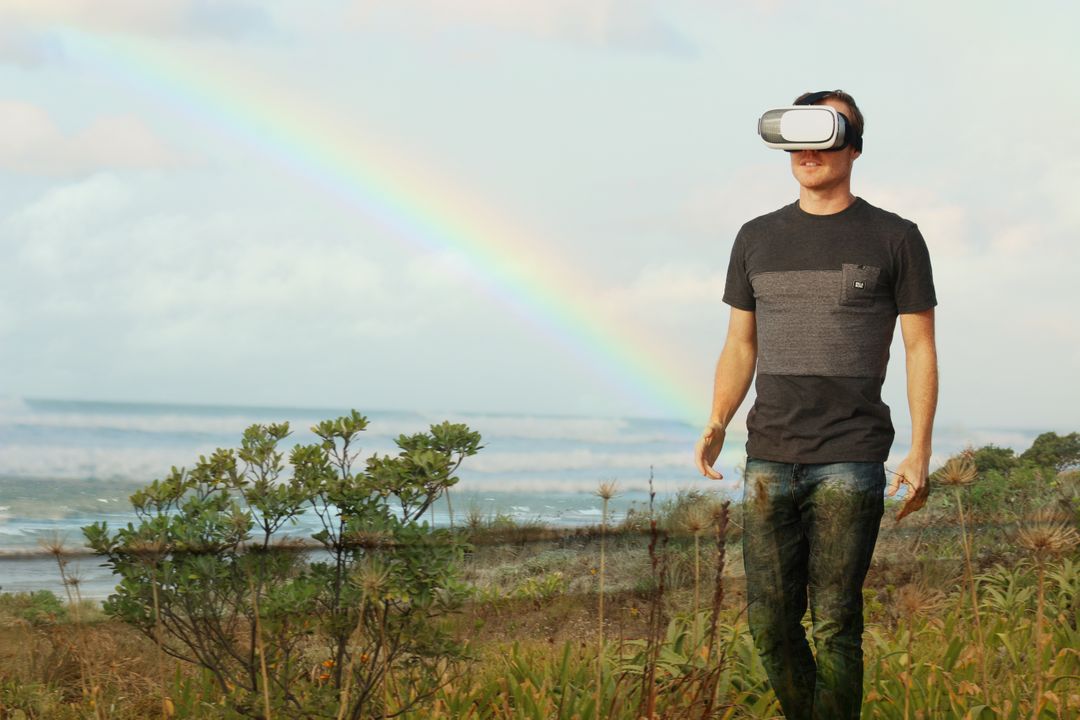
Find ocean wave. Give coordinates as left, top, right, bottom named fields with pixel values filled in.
left=453, top=414, right=694, bottom=444
left=453, top=474, right=738, bottom=495
left=2, top=409, right=392, bottom=440
left=0, top=444, right=220, bottom=480
left=466, top=448, right=733, bottom=474
left=4, top=400, right=699, bottom=446
left=0, top=441, right=740, bottom=484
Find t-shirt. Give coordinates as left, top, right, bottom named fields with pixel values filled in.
left=722, top=197, right=937, bottom=463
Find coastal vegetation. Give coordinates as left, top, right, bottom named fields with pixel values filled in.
left=0, top=419, right=1077, bottom=719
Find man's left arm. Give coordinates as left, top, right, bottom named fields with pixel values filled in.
left=890, top=308, right=938, bottom=520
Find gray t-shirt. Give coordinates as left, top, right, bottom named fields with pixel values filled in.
left=723, top=197, right=936, bottom=463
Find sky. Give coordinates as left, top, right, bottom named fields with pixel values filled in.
left=1, top=0, right=1078, bottom=433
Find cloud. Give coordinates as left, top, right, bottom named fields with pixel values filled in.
left=349, top=0, right=696, bottom=56
left=2, top=0, right=189, bottom=34
left=5, top=174, right=387, bottom=312
left=1, top=174, right=407, bottom=352
left=1, top=173, right=528, bottom=409
left=0, top=28, right=64, bottom=66
left=0, top=101, right=176, bottom=176
left=185, top=1, right=274, bottom=38
left=0, top=0, right=272, bottom=44
left=598, top=263, right=724, bottom=316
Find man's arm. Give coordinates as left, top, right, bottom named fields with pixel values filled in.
left=890, top=308, right=938, bottom=520
left=695, top=307, right=757, bottom=480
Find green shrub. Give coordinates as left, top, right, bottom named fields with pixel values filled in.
left=83, top=411, right=481, bottom=719
left=1020, top=431, right=1080, bottom=472
left=0, top=590, right=68, bottom=626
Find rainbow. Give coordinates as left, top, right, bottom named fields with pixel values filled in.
left=65, top=31, right=706, bottom=422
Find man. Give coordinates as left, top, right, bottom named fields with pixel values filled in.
left=694, top=89, right=938, bottom=719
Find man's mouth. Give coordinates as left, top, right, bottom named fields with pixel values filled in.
left=801, top=161, right=821, bottom=167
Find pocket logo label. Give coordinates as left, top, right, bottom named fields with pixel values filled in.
left=853, top=281, right=865, bottom=289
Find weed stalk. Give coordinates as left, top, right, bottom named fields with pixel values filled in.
left=595, top=480, right=617, bottom=717
left=953, top=486, right=990, bottom=705
left=1033, top=558, right=1046, bottom=720
left=638, top=466, right=670, bottom=720
left=701, top=501, right=730, bottom=718
left=246, top=573, right=273, bottom=720
left=42, top=535, right=94, bottom=711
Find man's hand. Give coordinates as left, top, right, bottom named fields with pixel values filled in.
left=888, top=452, right=931, bottom=521
left=695, top=423, right=726, bottom=480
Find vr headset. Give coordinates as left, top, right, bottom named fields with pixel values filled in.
left=757, top=91, right=863, bottom=152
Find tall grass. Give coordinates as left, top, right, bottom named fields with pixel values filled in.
left=5, top=473, right=1080, bottom=718
left=1017, top=508, right=1079, bottom=719
left=595, top=480, right=617, bottom=718
left=936, top=452, right=991, bottom=706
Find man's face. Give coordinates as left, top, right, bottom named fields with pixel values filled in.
left=789, top=97, right=861, bottom=192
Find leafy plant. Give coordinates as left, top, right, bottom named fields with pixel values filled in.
left=83, top=411, right=481, bottom=719
left=513, top=572, right=568, bottom=607
left=0, top=590, right=68, bottom=627
left=1020, top=432, right=1080, bottom=472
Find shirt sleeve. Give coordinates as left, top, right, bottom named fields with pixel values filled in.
left=722, top=228, right=756, bottom=311
left=893, top=224, right=937, bottom=313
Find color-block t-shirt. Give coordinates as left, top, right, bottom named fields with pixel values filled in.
left=722, top=197, right=936, bottom=463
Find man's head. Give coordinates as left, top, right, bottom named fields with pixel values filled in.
left=789, top=89, right=863, bottom=194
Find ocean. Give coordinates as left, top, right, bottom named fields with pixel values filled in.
left=0, top=397, right=1042, bottom=599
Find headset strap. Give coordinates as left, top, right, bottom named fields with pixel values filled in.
left=794, top=90, right=835, bottom=106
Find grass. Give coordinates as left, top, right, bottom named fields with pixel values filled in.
left=2, top=480, right=1079, bottom=719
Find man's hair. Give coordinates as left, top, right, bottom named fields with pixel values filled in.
left=793, top=89, right=864, bottom=140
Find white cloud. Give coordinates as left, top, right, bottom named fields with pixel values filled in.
left=9, top=173, right=132, bottom=232
left=406, top=249, right=474, bottom=291
left=3, top=0, right=188, bottom=34
left=600, top=263, right=723, bottom=313
left=0, top=175, right=491, bottom=421
left=349, top=0, right=695, bottom=55
left=0, top=28, right=63, bottom=66
left=2, top=175, right=397, bottom=343
left=0, top=0, right=271, bottom=38
left=0, top=101, right=175, bottom=176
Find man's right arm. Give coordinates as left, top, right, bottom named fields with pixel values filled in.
left=695, top=307, right=758, bottom=479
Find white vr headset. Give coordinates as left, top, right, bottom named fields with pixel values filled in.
left=757, top=94, right=863, bottom=152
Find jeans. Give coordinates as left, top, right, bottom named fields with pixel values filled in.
left=742, top=458, right=885, bottom=720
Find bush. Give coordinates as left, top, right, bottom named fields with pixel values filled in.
left=970, top=444, right=1018, bottom=475
left=0, top=590, right=68, bottom=626
left=83, top=411, right=481, bottom=719
left=1020, top=431, right=1080, bottom=472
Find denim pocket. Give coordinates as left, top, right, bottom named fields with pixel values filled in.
left=839, top=263, right=880, bottom=307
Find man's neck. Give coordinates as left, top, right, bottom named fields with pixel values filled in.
left=799, top=186, right=856, bottom=216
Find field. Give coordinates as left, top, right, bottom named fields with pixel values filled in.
left=1, top=438, right=1078, bottom=719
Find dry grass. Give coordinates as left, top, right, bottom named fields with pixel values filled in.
left=2, top=496, right=1077, bottom=719
left=0, top=618, right=184, bottom=719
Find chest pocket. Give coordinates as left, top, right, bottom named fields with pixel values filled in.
left=840, top=263, right=881, bottom=307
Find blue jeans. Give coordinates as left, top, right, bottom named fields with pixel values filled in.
left=742, top=458, right=885, bottom=720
